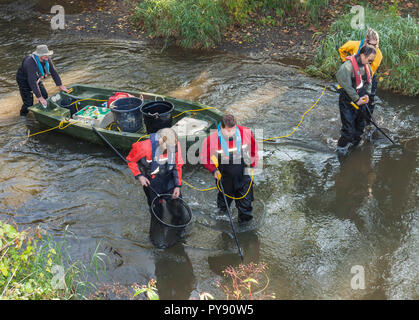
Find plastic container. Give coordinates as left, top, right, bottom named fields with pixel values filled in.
left=59, top=97, right=79, bottom=115
left=110, top=97, right=143, bottom=133
left=140, top=101, right=174, bottom=134
left=73, top=106, right=114, bottom=128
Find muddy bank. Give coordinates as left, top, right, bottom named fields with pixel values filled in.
left=34, top=0, right=319, bottom=65
left=36, top=0, right=418, bottom=67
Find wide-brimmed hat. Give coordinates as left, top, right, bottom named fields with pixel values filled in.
left=33, top=45, right=53, bottom=56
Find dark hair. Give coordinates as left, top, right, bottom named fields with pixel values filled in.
left=359, top=45, right=376, bottom=57
left=221, top=114, right=236, bottom=128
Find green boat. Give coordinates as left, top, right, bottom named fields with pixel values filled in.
left=28, top=84, right=223, bottom=150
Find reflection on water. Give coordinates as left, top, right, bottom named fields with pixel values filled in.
left=0, top=0, right=418, bottom=299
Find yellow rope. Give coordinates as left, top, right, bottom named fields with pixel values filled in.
left=70, top=98, right=107, bottom=105
left=182, top=180, right=217, bottom=191
left=182, top=86, right=325, bottom=193
left=28, top=120, right=73, bottom=137
left=173, top=107, right=216, bottom=119
left=183, top=169, right=254, bottom=199
left=216, top=168, right=254, bottom=200
left=69, top=98, right=108, bottom=112
left=262, top=86, right=326, bottom=142
left=136, top=134, right=149, bottom=142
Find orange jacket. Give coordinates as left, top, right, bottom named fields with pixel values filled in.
left=338, top=40, right=383, bottom=75
left=126, top=138, right=183, bottom=187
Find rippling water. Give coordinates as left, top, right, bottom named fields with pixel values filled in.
left=0, top=0, right=418, bottom=299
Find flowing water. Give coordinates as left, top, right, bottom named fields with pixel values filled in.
left=0, top=0, right=418, bottom=300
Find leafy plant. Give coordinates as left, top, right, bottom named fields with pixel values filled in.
left=217, top=262, right=275, bottom=300
left=305, top=7, right=418, bottom=96
left=132, top=0, right=229, bottom=49
left=0, top=220, right=107, bottom=300
left=129, top=0, right=331, bottom=49
left=133, top=278, right=159, bottom=300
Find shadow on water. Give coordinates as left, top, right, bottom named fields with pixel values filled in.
left=0, top=0, right=418, bottom=299
left=154, top=244, right=195, bottom=300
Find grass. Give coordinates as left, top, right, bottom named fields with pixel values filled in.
left=131, top=0, right=229, bottom=49
left=129, top=0, right=330, bottom=49
left=305, top=6, right=418, bottom=96
left=0, top=220, right=107, bottom=300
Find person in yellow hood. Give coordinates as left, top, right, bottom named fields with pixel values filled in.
left=338, top=28, right=382, bottom=124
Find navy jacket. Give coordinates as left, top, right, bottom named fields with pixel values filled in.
left=16, top=55, right=62, bottom=98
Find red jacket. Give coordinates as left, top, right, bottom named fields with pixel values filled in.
left=126, top=139, right=183, bottom=187
left=200, top=125, right=258, bottom=173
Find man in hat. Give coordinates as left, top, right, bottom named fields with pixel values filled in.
left=16, top=45, right=68, bottom=116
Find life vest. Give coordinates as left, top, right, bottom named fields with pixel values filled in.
left=32, top=54, right=50, bottom=79
left=346, top=55, right=371, bottom=91
left=135, top=133, right=177, bottom=181
left=149, top=133, right=176, bottom=176
left=215, top=124, right=252, bottom=171
left=217, top=123, right=243, bottom=160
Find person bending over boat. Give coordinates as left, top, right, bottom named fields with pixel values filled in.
left=16, top=45, right=68, bottom=116
left=126, top=128, right=184, bottom=248
left=200, top=114, right=259, bottom=224
left=336, top=45, right=376, bottom=156
left=338, top=28, right=382, bottom=125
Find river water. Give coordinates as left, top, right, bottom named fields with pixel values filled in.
left=0, top=0, right=418, bottom=299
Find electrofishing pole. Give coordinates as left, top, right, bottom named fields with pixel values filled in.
left=334, top=85, right=396, bottom=145
left=211, top=155, right=244, bottom=262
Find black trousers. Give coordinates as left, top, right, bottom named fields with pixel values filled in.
left=217, top=173, right=254, bottom=222
left=16, top=78, right=48, bottom=115
left=337, top=93, right=366, bottom=148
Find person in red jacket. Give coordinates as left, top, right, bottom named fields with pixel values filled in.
left=126, top=128, right=184, bottom=248
left=200, top=114, right=259, bottom=223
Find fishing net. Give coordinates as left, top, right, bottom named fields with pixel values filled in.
left=148, top=192, right=193, bottom=249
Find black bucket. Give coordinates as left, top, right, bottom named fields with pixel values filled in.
left=140, top=101, right=174, bottom=134
left=60, top=97, right=80, bottom=116
left=110, top=97, right=143, bottom=133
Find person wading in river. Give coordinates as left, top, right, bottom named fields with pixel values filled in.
left=200, top=114, right=258, bottom=223
left=126, top=128, right=184, bottom=248
left=336, top=45, right=376, bottom=156
left=338, top=28, right=382, bottom=125
left=16, top=45, right=68, bottom=116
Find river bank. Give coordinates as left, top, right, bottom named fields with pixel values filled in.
left=36, top=0, right=418, bottom=66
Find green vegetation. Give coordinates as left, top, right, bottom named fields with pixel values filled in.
left=217, top=262, right=275, bottom=300
left=0, top=220, right=106, bottom=300
left=306, top=6, right=418, bottom=96
left=1, top=219, right=276, bottom=300
left=131, top=0, right=228, bottom=49
left=130, top=0, right=330, bottom=49
left=133, top=278, right=159, bottom=300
